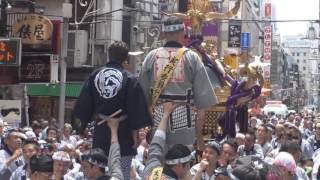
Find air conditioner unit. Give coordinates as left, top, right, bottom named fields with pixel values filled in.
left=67, top=30, right=88, bottom=67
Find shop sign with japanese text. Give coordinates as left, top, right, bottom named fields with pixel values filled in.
left=264, top=26, right=272, bottom=64
left=228, top=21, right=242, bottom=48
left=12, top=14, right=53, bottom=46
left=20, top=54, right=51, bottom=83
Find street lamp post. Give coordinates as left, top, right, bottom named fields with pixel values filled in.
left=58, top=1, right=72, bottom=129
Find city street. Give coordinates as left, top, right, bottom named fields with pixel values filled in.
left=0, top=0, right=319, bottom=180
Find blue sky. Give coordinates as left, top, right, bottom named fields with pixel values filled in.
left=274, top=0, right=319, bottom=36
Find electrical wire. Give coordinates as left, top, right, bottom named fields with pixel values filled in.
left=70, top=17, right=320, bottom=26
left=75, top=7, right=320, bottom=24
left=7, top=8, right=318, bottom=25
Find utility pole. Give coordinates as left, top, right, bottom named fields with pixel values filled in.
left=318, top=0, right=320, bottom=54
left=111, top=0, right=123, bottom=41
left=317, top=1, right=320, bottom=111
left=58, top=1, right=72, bottom=129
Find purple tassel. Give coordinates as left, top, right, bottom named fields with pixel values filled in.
left=188, top=37, right=261, bottom=138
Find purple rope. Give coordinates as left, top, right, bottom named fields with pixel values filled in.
left=187, top=37, right=262, bottom=138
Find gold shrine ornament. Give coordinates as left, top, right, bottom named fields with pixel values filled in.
left=167, top=0, right=241, bottom=34
left=12, top=14, right=53, bottom=45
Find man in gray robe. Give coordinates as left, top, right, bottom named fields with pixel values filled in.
left=139, top=16, right=218, bottom=146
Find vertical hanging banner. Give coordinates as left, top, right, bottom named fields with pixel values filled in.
left=241, top=32, right=250, bottom=52
left=263, top=1, right=272, bottom=95
left=264, top=3, right=272, bottom=18
left=228, top=21, right=242, bottom=48
left=263, top=26, right=272, bottom=64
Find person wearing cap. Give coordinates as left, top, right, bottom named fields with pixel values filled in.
left=74, top=41, right=152, bottom=179
left=80, top=116, right=123, bottom=180
left=139, top=15, right=218, bottom=148
left=190, top=141, right=221, bottom=180
left=249, top=116, right=258, bottom=130
left=29, top=155, right=53, bottom=180
left=229, top=156, right=281, bottom=180
left=0, top=129, right=24, bottom=179
left=10, top=140, right=39, bottom=180
left=143, top=102, right=192, bottom=180
left=279, top=141, right=309, bottom=180
left=25, top=131, right=37, bottom=141
left=273, top=152, right=297, bottom=180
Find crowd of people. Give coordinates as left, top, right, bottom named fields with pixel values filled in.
left=1, top=105, right=320, bottom=180
left=0, top=117, right=122, bottom=180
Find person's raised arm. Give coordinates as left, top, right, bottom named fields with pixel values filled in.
left=106, top=119, right=123, bottom=180
left=143, top=102, right=177, bottom=177
left=157, top=102, right=177, bottom=132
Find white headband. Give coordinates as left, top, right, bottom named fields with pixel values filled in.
left=165, top=154, right=192, bottom=165
left=52, top=152, right=71, bottom=162
left=163, top=24, right=185, bottom=32
left=86, top=157, right=106, bottom=168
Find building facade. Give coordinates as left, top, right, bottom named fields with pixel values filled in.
left=282, top=35, right=319, bottom=106
left=0, top=0, right=267, bottom=126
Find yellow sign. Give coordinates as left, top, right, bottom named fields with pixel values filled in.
left=262, top=80, right=271, bottom=96
left=264, top=80, right=271, bottom=89
left=12, top=14, right=53, bottom=45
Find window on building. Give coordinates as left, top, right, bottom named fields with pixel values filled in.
left=303, top=66, right=306, bottom=70
left=297, top=59, right=300, bottom=63
left=303, top=59, right=306, bottom=63
left=297, top=53, right=300, bottom=56
left=292, top=53, right=295, bottom=56
left=303, top=52, right=307, bottom=56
